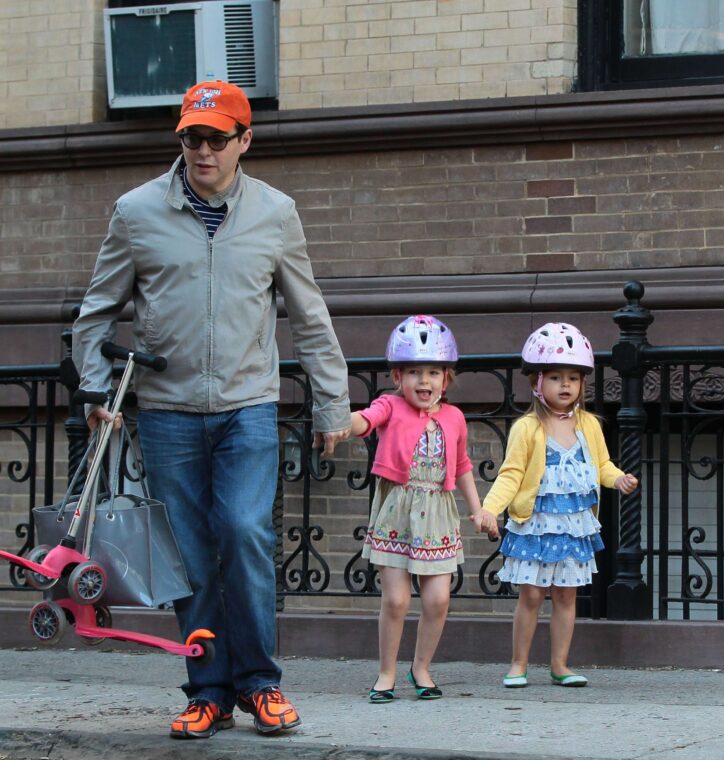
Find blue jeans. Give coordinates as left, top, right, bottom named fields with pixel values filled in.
left=137, top=404, right=281, bottom=712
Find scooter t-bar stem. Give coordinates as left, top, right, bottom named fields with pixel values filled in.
left=64, top=355, right=137, bottom=542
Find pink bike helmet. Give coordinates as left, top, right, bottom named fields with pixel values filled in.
left=386, top=315, right=458, bottom=366
left=521, top=322, right=594, bottom=375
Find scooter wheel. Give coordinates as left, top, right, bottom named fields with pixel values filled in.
left=195, top=638, right=215, bottom=666
left=25, top=544, right=57, bottom=591
left=29, top=601, right=67, bottom=645
left=80, top=605, right=113, bottom=646
left=68, top=561, right=107, bottom=605
left=187, top=631, right=215, bottom=667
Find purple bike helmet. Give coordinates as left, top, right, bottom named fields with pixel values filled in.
left=521, top=322, right=594, bottom=375
left=386, top=315, right=458, bottom=366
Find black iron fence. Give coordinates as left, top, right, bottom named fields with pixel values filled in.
left=0, top=365, right=59, bottom=590
left=1, top=282, right=722, bottom=620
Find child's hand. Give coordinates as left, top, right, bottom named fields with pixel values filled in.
left=470, top=509, right=500, bottom=539
left=615, top=473, right=639, bottom=494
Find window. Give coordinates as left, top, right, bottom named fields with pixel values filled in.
left=578, top=0, right=724, bottom=91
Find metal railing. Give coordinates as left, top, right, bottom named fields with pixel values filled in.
left=0, top=282, right=722, bottom=620
left=0, top=364, right=59, bottom=590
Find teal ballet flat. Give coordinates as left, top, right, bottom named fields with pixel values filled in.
left=503, top=671, right=528, bottom=688
left=551, top=671, right=588, bottom=687
left=407, top=668, right=442, bottom=700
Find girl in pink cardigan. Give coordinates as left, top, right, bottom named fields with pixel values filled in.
left=350, top=315, right=498, bottom=704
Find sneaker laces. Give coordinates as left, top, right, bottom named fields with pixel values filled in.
left=259, top=686, right=284, bottom=703
left=181, top=699, right=209, bottom=716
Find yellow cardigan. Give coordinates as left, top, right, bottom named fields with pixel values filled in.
left=482, top=410, right=625, bottom=523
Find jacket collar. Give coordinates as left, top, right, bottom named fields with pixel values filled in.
left=164, top=155, right=245, bottom=210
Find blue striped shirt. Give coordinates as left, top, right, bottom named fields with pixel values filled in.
left=181, top=166, right=228, bottom=239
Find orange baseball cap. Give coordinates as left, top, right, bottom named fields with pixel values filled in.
left=175, top=80, right=252, bottom=133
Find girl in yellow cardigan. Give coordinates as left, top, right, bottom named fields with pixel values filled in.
left=476, top=323, right=638, bottom=688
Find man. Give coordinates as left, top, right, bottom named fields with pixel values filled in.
left=73, top=81, right=351, bottom=739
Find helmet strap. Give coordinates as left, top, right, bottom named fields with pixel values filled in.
left=532, top=372, right=548, bottom=407
left=430, top=366, right=449, bottom=408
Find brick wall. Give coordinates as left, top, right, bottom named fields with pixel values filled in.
left=2, top=133, right=724, bottom=291
left=280, top=0, right=578, bottom=108
left=0, top=164, right=163, bottom=290
left=0, top=0, right=106, bottom=129
left=0, top=0, right=577, bottom=130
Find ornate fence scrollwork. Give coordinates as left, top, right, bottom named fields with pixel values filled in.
left=283, top=524, right=330, bottom=593
left=278, top=374, right=334, bottom=594
left=683, top=527, right=713, bottom=601
left=0, top=368, right=60, bottom=591
left=344, top=526, right=379, bottom=594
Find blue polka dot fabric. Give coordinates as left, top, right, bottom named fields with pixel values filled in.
left=497, top=433, right=604, bottom=588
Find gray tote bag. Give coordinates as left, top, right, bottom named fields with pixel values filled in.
left=33, top=425, right=192, bottom=608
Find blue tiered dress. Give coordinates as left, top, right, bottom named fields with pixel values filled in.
left=497, top=431, right=604, bottom=587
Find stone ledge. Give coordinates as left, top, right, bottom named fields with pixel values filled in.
left=278, top=613, right=724, bottom=669
left=3, top=84, right=724, bottom=170
left=0, top=606, right=720, bottom=668
left=1, top=267, right=722, bottom=366
left=1, top=266, right=722, bottom=324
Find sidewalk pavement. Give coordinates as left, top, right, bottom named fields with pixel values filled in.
left=0, top=648, right=722, bottom=760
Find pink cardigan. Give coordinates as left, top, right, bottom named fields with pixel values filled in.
left=359, top=394, right=473, bottom=491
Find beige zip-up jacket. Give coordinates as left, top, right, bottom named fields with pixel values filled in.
left=73, top=157, right=351, bottom=433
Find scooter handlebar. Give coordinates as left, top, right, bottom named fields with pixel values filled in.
left=73, top=389, right=109, bottom=405
left=101, top=342, right=167, bottom=372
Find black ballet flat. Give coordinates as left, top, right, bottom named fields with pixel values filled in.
left=368, top=684, right=395, bottom=703
left=407, top=668, right=442, bottom=700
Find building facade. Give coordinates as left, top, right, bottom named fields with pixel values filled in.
left=1, top=1, right=723, bottom=635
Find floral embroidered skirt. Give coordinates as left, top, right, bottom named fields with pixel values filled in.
left=362, top=457, right=463, bottom=576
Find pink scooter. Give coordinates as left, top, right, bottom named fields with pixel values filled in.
left=0, top=342, right=214, bottom=662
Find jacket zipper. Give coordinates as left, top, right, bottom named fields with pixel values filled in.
left=206, top=208, right=233, bottom=412
left=207, top=236, right=213, bottom=412
left=184, top=191, right=232, bottom=413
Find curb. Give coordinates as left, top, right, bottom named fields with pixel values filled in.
left=0, top=728, right=562, bottom=760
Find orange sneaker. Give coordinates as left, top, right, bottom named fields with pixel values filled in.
left=169, top=699, right=234, bottom=739
left=237, top=686, right=301, bottom=734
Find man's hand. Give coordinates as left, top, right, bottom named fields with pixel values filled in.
left=313, top=427, right=351, bottom=458
left=87, top=406, right=122, bottom=432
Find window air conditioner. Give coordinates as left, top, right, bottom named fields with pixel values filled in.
left=104, top=0, right=278, bottom=109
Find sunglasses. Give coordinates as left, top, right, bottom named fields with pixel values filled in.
left=178, top=130, right=242, bottom=151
